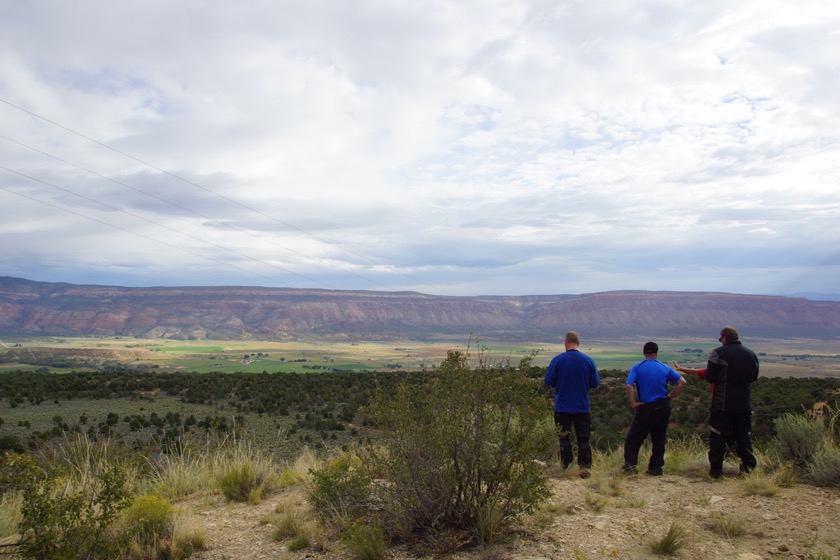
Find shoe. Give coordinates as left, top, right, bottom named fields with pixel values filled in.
left=709, top=470, right=723, bottom=479
left=620, top=464, right=637, bottom=475
left=645, top=469, right=663, bottom=476
left=579, top=469, right=591, bottom=479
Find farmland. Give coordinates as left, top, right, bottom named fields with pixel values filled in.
left=2, top=333, right=840, bottom=464
left=1, top=334, right=839, bottom=377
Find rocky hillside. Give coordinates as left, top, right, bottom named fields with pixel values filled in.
left=1, top=276, right=839, bottom=340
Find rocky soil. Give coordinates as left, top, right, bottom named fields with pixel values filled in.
left=183, top=467, right=840, bottom=560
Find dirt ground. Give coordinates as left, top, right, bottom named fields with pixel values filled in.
left=184, top=467, right=840, bottom=560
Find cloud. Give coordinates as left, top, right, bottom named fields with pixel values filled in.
left=1, top=0, right=839, bottom=298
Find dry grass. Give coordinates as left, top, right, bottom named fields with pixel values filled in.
left=708, top=512, right=747, bottom=538
left=583, top=490, right=609, bottom=512
left=0, top=491, right=22, bottom=542
left=649, top=522, right=688, bottom=555
left=739, top=471, right=781, bottom=497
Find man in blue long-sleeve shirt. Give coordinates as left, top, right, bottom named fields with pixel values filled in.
left=544, top=331, right=600, bottom=477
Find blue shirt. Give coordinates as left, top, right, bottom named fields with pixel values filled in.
left=544, top=349, right=600, bottom=413
left=626, top=359, right=683, bottom=403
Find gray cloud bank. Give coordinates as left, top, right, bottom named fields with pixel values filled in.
left=1, top=0, right=839, bottom=298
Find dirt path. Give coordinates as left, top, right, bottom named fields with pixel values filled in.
left=184, top=472, right=840, bottom=560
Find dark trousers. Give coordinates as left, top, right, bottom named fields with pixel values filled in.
left=708, top=409, right=756, bottom=473
left=623, top=398, right=671, bottom=473
left=554, top=411, right=592, bottom=468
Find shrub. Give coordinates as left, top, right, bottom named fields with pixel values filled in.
left=774, top=413, right=825, bottom=467
left=16, top=462, right=130, bottom=560
left=0, top=434, right=25, bottom=454
left=214, top=439, right=278, bottom=504
left=806, top=443, right=840, bottom=487
left=119, top=494, right=175, bottom=551
left=362, top=350, right=554, bottom=543
left=220, top=461, right=265, bottom=504
left=342, top=521, right=387, bottom=560
left=308, top=453, right=371, bottom=522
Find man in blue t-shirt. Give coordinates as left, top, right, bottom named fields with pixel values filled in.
left=622, top=341, right=686, bottom=476
left=544, top=331, right=600, bottom=477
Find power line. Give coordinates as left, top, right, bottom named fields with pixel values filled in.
left=0, top=163, right=338, bottom=289
left=0, top=179, right=303, bottom=289
left=0, top=96, right=458, bottom=297
left=0, top=134, right=395, bottom=291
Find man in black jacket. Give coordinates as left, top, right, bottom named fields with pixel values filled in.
left=705, top=326, right=760, bottom=478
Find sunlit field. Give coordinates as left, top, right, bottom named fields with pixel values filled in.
left=1, top=335, right=838, bottom=377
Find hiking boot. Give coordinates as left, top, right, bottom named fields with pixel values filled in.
left=645, top=469, right=663, bottom=476
left=620, top=464, right=637, bottom=475
left=709, top=470, right=723, bottom=479
left=579, top=469, right=591, bottom=479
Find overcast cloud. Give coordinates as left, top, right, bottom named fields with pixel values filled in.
left=1, top=0, right=839, bottom=298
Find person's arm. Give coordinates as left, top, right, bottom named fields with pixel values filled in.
left=626, top=384, right=641, bottom=409
left=590, top=360, right=600, bottom=389
left=544, top=360, right=556, bottom=388
left=668, top=376, right=687, bottom=400
left=672, top=361, right=706, bottom=379
left=672, top=361, right=693, bottom=373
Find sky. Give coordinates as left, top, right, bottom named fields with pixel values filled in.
left=1, top=1, right=839, bottom=299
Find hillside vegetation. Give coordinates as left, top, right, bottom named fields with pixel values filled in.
left=1, top=367, right=839, bottom=458
left=2, top=355, right=840, bottom=559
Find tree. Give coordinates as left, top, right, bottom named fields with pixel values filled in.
left=361, top=350, right=555, bottom=543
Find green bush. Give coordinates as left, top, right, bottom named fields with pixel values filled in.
left=362, top=350, right=554, bottom=543
left=219, top=462, right=263, bottom=503
left=119, top=494, right=175, bottom=550
left=342, top=521, right=387, bottom=560
left=16, top=462, right=130, bottom=560
left=0, top=434, right=25, bottom=454
left=308, top=453, right=371, bottom=520
left=774, top=413, right=825, bottom=467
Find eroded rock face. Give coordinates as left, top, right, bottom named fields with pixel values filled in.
left=1, top=276, right=838, bottom=340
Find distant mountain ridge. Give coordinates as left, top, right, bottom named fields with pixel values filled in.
left=1, top=276, right=838, bottom=341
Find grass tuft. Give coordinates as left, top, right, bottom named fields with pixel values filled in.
left=708, top=512, right=747, bottom=538
left=583, top=490, right=608, bottom=512
left=739, top=471, right=780, bottom=497
left=649, top=521, right=688, bottom=555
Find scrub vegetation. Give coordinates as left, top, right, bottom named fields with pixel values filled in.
left=1, top=348, right=840, bottom=558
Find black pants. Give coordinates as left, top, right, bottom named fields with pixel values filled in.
left=708, top=408, right=756, bottom=473
left=554, top=411, right=592, bottom=468
left=623, top=398, right=671, bottom=473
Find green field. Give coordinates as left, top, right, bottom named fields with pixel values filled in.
left=1, top=335, right=839, bottom=377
